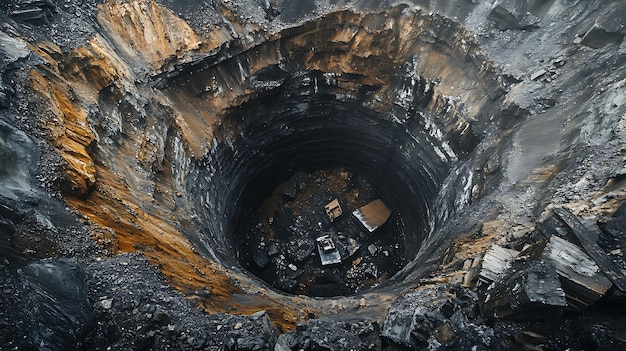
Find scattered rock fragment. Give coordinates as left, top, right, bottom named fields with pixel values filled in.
left=479, top=244, right=519, bottom=284
left=579, top=25, right=625, bottom=49
left=276, top=319, right=380, bottom=351
left=489, top=0, right=540, bottom=30
left=484, top=260, right=567, bottom=319
left=555, top=207, right=626, bottom=292
left=9, top=0, right=58, bottom=23
left=530, top=68, right=547, bottom=81
left=99, top=298, right=113, bottom=310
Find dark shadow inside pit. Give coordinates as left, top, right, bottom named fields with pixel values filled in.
left=196, top=71, right=455, bottom=297
left=170, top=6, right=507, bottom=298
left=238, top=167, right=408, bottom=296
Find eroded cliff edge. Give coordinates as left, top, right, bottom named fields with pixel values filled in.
left=1, top=0, right=626, bottom=350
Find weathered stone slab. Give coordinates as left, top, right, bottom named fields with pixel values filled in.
left=554, top=207, right=626, bottom=292
left=479, top=244, right=520, bottom=284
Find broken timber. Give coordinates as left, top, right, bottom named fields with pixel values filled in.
left=554, top=207, right=626, bottom=292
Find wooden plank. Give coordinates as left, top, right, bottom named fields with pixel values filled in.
left=554, top=207, right=626, bottom=292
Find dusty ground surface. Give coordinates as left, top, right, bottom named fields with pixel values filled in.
left=1, top=0, right=626, bottom=350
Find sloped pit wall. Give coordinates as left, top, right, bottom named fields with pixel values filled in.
left=175, top=7, right=507, bottom=280
left=7, top=0, right=514, bottom=318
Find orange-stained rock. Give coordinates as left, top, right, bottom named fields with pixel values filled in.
left=63, top=36, right=131, bottom=90
left=29, top=70, right=96, bottom=197
left=64, top=165, right=303, bottom=331
left=23, top=2, right=506, bottom=330
left=96, top=0, right=202, bottom=72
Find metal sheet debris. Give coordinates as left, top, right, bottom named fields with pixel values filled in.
left=352, top=199, right=391, bottom=232
left=316, top=235, right=341, bottom=265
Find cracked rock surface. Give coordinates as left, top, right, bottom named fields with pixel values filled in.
left=1, top=0, right=626, bottom=350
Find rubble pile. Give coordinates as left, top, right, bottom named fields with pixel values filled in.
left=276, top=319, right=381, bottom=351
left=476, top=207, right=626, bottom=318
left=240, top=168, right=404, bottom=296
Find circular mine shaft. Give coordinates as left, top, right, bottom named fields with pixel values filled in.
left=187, top=73, right=497, bottom=296
left=177, top=7, right=505, bottom=297
left=229, top=77, right=437, bottom=296
left=3, top=0, right=626, bottom=348
left=207, top=76, right=439, bottom=296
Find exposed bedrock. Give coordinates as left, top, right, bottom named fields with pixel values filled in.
left=1, top=0, right=626, bottom=350
left=180, top=7, right=507, bottom=296
left=18, top=2, right=510, bottom=304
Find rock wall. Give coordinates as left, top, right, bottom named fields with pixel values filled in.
left=1, top=0, right=626, bottom=350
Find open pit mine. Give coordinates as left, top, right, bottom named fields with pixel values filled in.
left=1, top=0, right=626, bottom=350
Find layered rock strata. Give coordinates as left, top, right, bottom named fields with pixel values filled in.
left=1, top=0, right=625, bottom=349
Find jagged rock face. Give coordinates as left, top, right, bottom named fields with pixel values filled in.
left=13, top=1, right=508, bottom=303
left=1, top=0, right=626, bottom=349
left=179, top=6, right=506, bottom=291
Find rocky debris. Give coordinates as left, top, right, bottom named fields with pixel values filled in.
left=554, top=207, right=626, bottom=292
left=490, top=312, right=626, bottom=350
left=485, top=234, right=612, bottom=312
left=276, top=319, right=381, bottom=351
left=2, top=0, right=98, bottom=48
left=478, top=244, right=519, bottom=284
left=8, top=0, right=58, bottom=24
left=0, top=253, right=279, bottom=349
left=0, top=120, right=102, bottom=259
left=473, top=205, right=626, bottom=329
left=382, top=288, right=446, bottom=349
left=530, top=68, right=546, bottom=81
left=576, top=4, right=626, bottom=49
left=286, top=235, right=315, bottom=262
left=484, top=259, right=567, bottom=319
left=0, top=30, right=30, bottom=71
left=84, top=253, right=278, bottom=350
left=381, top=285, right=501, bottom=350
left=580, top=26, right=624, bottom=48
left=240, top=168, right=405, bottom=295
left=527, top=56, right=569, bottom=86
left=599, top=201, right=626, bottom=255
left=488, top=0, right=540, bottom=30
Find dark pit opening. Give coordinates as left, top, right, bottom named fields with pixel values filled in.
left=172, top=7, right=505, bottom=298
left=191, top=71, right=462, bottom=297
